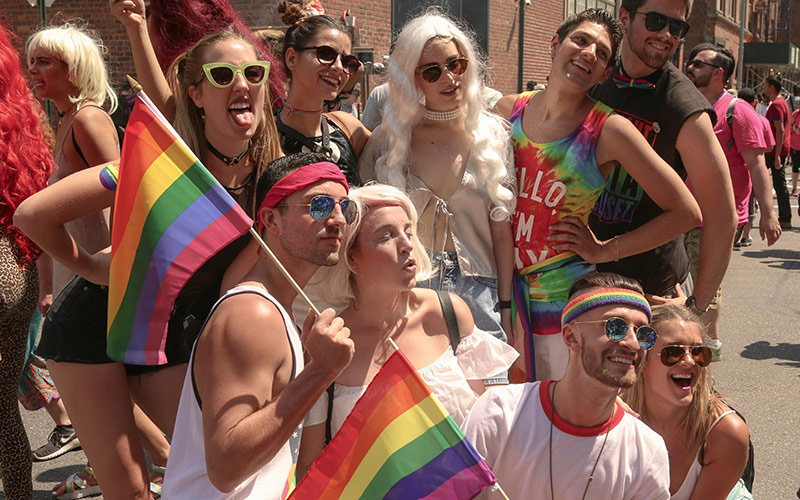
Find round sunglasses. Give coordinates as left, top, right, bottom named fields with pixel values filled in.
left=631, top=11, right=691, bottom=39
left=297, top=45, right=361, bottom=75
left=200, top=61, right=270, bottom=88
left=659, top=344, right=712, bottom=367
left=570, top=317, right=657, bottom=350
left=278, top=195, right=357, bottom=224
left=415, top=57, right=469, bottom=83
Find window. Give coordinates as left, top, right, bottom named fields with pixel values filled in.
left=565, top=0, right=617, bottom=17
left=392, top=0, right=490, bottom=55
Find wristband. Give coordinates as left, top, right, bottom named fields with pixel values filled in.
left=495, top=300, right=512, bottom=312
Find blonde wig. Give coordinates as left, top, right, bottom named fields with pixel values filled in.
left=622, top=305, right=725, bottom=458
left=373, top=11, right=515, bottom=221
left=26, top=22, right=117, bottom=113
left=315, top=183, right=433, bottom=309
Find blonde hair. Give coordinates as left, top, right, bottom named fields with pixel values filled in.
left=26, top=21, right=117, bottom=113
left=374, top=11, right=515, bottom=220
left=166, top=29, right=283, bottom=217
left=622, top=305, right=724, bottom=457
left=314, top=183, right=432, bottom=308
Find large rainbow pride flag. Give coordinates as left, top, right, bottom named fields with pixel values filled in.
left=107, top=91, right=253, bottom=365
left=290, top=350, right=498, bottom=499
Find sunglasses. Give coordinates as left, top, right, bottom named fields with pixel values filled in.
left=415, top=58, right=469, bottom=83
left=632, top=11, right=691, bottom=39
left=659, top=344, right=713, bottom=367
left=297, top=45, right=361, bottom=75
left=201, top=61, right=270, bottom=88
left=570, top=317, right=657, bottom=350
left=278, top=195, right=357, bottom=224
left=686, top=59, right=722, bottom=70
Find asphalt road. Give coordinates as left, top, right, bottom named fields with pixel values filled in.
left=7, top=199, right=800, bottom=500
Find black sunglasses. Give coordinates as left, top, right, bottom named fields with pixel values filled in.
left=278, top=195, right=357, bottom=224
left=659, top=344, right=712, bottom=367
left=415, top=57, right=469, bottom=83
left=297, top=45, right=361, bottom=75
left=686, top=59, right=722, bottom=70
left=570, top=317, right=657, bottom=350
left=632, top=11, right=691, bottom=39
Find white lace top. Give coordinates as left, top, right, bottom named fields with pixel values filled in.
left=305, top=328, right=518, bottom=434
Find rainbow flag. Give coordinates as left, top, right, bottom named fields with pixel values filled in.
left=291, top=350, right=497, bottom=499
left=107, top=91, right=253, bottom=365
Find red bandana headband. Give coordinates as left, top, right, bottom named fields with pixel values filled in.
left=257, top=162, right=348, bottom=231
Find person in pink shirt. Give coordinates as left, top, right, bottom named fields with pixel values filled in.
left=790, top=106, right=800, bottom=196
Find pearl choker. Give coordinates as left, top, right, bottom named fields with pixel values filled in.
left=423, top=107, right=463, bottom=121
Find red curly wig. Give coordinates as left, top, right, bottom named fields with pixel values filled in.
left=148, top=0, right=285, bottom=104
left=0, top=21, right=54, bottom=266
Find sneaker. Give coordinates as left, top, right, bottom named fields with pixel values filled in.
left=32, top=425, right=81, bottom=462
left=740, top=237, right=752, bottom=247
left=792, top=191, right=798, bottom=197
left=709, top=343, right=722, bottom=362
left=780, top=221, right=792, bottom=230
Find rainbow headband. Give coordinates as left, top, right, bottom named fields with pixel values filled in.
left=561, top=288, right=651, bottom=327
left=257, top=161, right=348, bottom=231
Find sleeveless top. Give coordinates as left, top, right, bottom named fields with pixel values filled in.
left=276, top=113, right=361, bottom=187
left=509, top=91, right=613, bottom=275
left=162, top=285, right=305, bottom=500
left=670, top=409, right=737, bottom=500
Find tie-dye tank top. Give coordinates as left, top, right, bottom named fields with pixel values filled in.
left=510, top=91, right=613, bottom=275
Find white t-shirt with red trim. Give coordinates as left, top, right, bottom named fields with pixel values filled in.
left=464, top=380, right=670, bottom=500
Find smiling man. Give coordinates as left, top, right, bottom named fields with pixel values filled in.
left=465, top=272, right=669, bottom=499
left=162, top=152, right=356, bottom=499
left=588, top=0, right=737, bottom=323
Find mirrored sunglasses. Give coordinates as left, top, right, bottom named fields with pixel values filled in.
left=279, top=195, right=357, bottom=224
left=201, top=61, right=270, bottom=88
left=415, top=57, right=469, bottom=83
left=571, top=316, right=657, bottom=350
left=298, top=45, right=361, bottom=75
left=659, top=344, right=712, bottom=367
left=633, top=11, right=690, bottom=39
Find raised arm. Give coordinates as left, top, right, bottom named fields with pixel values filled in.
left=110, top=0, right=175, bottom=121
left=549, top=113, right=702, bottom=263
left=740, top=148, right=781, bottom=245
left=14, top=164, right=116, bottom=285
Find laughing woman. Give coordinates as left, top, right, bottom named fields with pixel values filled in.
left=623, top=306, right=752, bottom=500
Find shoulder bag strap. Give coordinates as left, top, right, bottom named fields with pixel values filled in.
left=435, top=290, right=461, bottom=354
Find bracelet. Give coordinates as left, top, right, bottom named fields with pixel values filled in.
left=495, top=300, right=512, bottom=312
left=613, top=235, right=620, bottom=262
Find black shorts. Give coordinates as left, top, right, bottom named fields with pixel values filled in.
left=37, top=275, right=190, bottom=375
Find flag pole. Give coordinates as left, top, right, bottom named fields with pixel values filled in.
left=248, top=227, right=321, bottom=316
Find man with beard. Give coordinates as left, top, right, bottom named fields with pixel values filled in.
left=683, top=43, right=781, bottom=357
left=162, top=153, right=356, bottom=499
left=588, top=0, right=737, bottom=324
left=464, top=272, right=669, bottom=500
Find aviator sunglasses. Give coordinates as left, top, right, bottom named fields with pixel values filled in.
left=201, top=61, right=271, bottom=88
left=570, top=317, right=657, bottom=350
left=631, top=11, right=691, bottom=39
left=278, top=195, right=358, bottom=224
left=415, top=57, right=469, bottom=83
left=297, top=45, right=361, bottom=75
left=659, top=344, right=713, bottom=367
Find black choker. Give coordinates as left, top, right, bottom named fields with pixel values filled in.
left=206, top=139, right=250, bottom=167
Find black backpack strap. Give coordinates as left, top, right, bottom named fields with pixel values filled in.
left=435, top=290, right=461, bottom=354
left=324, top=382, right=335, bottom=444
left=726, top=97, right=738, bottom=150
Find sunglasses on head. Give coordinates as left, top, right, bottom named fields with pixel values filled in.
left=201, top=61, right=270, bottom=88
left=297, top=45, right=361, bottom=75
left=632, top=11, right=691, bottom=39
left=659, top=344, right=712, bottom=367
left=570, top=316, right=657, bottom=350
left=278, top=195, right=357, bottom=224
left=415, top=57, right=469, bottom=83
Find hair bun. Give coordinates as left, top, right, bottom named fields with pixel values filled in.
left=278, top=1, right=306, bottom=27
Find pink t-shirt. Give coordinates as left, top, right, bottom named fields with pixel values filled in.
left=713, top=92, right=769, bottom=226
left=791, top=109, right=800, bottom=151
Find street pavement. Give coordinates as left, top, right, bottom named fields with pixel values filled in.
left=7, top=199, right=800, bottom=500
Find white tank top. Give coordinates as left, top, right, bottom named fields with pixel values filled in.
left=162, top=285, right=305, bottom=499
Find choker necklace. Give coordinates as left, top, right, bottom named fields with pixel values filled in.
left=206, top=139, right=250, bottom=167
left=281, top=99, right=323, bottom=116
left=548, top=381, right=612, bottom=500
left=424, top=107, right=463, bottom=121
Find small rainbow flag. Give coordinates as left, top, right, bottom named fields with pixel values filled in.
left=107, top=91, right=253, bottom=365
left=290, top=350, right=497, bottom=499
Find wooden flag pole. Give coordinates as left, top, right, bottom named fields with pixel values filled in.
left=248, top=227, right=321, bottom=316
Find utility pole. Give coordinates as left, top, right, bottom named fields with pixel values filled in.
left=737, top=0, right=745, bottom=89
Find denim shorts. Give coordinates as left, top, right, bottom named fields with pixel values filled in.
left=417, top=251, right=508, bottom=384
left=37, top=275, right=190, bottom=375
